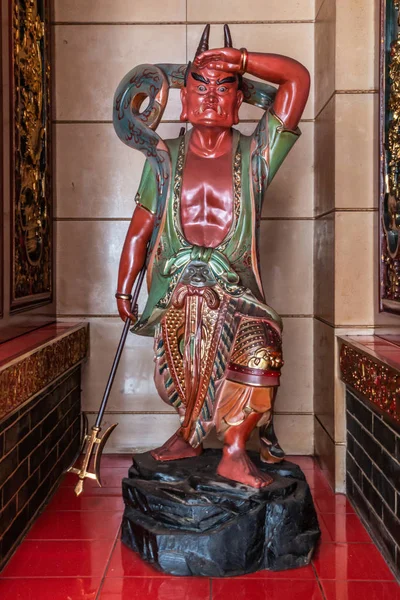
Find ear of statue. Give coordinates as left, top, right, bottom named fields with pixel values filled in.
left=233, top=89, right=244, bottom=125
left=180, top=88, right=188, bottom=121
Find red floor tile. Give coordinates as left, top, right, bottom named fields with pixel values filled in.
left=47, top=487, right=124, bottom=511
left=313, top=492, right=355, bottom=514
left=312, top=543, right=395, bottom=581
left=0, top=454, right=397, bottom=599
left=305, top=468, right=333, bottom=491
left=101, top=455, right=133, bottom=468
left=0, top=577, right=101, bottom=600
left=99, top=577, right=211, bottom=599
left=211, top=579, right=324, bottom=599
left=234, top=564, right=316, bottom=580
left=285, top=456, right=316, bottom=470
left=319, top=513, right=372, bottom=543
left=0, top=540, right=115, bottom=578
left=26, top=510, right=123, bottom=540
left=61, top=467, right=129, bottom=489
left=317, top=515, right=333, bottom=543
left=105, top=541, right=168, bottom=578
left=321, top=580, right=400, bottom=600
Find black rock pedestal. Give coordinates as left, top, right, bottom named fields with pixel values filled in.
left=121, top=449, right=321, bottom=577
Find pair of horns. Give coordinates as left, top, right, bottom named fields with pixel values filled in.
left=195, top=24, right=232, bottom=57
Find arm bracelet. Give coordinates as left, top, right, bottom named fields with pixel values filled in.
left=115, top=292, right=132, bottom=301
left=239, top=48, right=248, bottom=74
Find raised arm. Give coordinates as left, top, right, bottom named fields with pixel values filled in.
left=194, top=49, right=310, bottom=130
left=116, top=205, right=154, bottom=322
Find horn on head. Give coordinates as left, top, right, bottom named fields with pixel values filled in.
left=195, top=24, right=210, bottom=57
left=224, top=24, right=232, bottom=48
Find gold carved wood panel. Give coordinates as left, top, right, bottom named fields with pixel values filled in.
left=0, top=6, right=3, bottom=318
left=10, top=0, right=52, bottom=312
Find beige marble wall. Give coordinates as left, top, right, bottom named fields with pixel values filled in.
left=313, top=0, right=400, bottom=491
left=53, top=1, right=315, bottom=454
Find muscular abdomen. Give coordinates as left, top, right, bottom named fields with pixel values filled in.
left=181, top=151, right=233, bottom=248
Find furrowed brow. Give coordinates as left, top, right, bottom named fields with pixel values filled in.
left=191, top=72, right=210, bottom=84
left=216, top=76, right=237, bottom=84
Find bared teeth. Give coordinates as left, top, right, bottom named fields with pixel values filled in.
left=217, top=105, right=222, bottom=115
left=199, top=105, right=205, bottom=113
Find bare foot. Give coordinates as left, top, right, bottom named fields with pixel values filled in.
left=217, top=449, right=273, bottom=488
left=151, top=431, right=203, bottom=462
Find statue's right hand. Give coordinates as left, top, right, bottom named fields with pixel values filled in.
left=117, top=298, right=138, bottom=324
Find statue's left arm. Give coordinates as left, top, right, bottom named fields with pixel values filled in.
left=194, top=48, right=310, bottom=130
left=243, top=53, right=310, bottom=130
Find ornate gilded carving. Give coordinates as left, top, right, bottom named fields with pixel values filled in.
left=0, top=326, right=89, bottom=421
left=0, top=10, right=3, bottom=319
left=339, top=342, right=400, bottom=425
left=10, top=0, right=52, bottom=311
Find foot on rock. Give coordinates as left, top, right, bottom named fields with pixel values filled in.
left=151, top=431, right=203, bottom=462
left=217, top=449, right=273, bottom=488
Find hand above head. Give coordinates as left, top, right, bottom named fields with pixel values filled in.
left=116, top=298, right=138, bottom=324
left=194, top=48, right=246, bottom=74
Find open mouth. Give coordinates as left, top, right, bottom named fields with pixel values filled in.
left=198, top=105, right=223, bottom=115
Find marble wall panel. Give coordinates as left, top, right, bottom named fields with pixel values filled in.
left=278, top=317, right=313, bottom=414
left=274, top=414, right=314, bottom=455
left=314, top=415, right=335, bottom=489
left=259, top=220, right=314, bottom=316
left=314, top=96, right=335, bottom=217
left=334, top=372, right=347, bottom=445
left=87, top=412, right=180, bottom=452
left=315, top=0, right=326, bottom=18
left=54, top=5, right=318, bottom=457
left=266, top=123, right=314, bottom=219
left=54, top=25, right=186, bottom=121
left=334, top=211, right=375, bottom=326
left=313, top=319, right=335, bottom=441
left=79, top=316, right=313, bottom=417
left=235, top=122, right=314, bottom=219
left=53, top=0, right=186, bottom=22
left=334, top=443, right=346, bottom=493
left=335, top=0, right=378, bottom=91
left=237, top=122, right=314, bottom=218
left=78, top=318, right=169, bottom=414
left=56, top=220, right=131, bottom=315
left=186, top=1, right=315, bottom=22
left=314, top=0, right=335, bottom=116
left=88, top=412, right=313, bottom=454
left=55, top=123, right=182, bottom=219
left=335, top=93, right=377, bottom=210
left=187, top=24, right=315, bottom=120
left=314, top=213, right=334, bottom=324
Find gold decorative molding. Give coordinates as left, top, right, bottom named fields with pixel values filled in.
left=0, top=325, right=89, bottom=421
left=10, top=0, right=52, bottom=312
left=380, top=1, right=400, bottom=312
left=339, top=342, right=400, bottom=425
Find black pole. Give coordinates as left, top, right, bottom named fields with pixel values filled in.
left=94, top=266, right=146, bottom=428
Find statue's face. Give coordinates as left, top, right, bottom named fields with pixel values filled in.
left=180, top=67, right=243, bottom=128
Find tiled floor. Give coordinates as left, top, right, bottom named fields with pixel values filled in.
left=0, top=455, right=398, bottom=599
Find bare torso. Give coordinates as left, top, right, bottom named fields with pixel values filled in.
left=181, top=147, right=234, bottom=248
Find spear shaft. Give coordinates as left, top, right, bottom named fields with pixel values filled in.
left=95, top=265, right=146, bottom=427
left=68, top=264, right=146, bottom=495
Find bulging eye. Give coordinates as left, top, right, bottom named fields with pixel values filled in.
left=197, top=85, right=207, bottom=92
left=217, top=86, right=228, bottom=93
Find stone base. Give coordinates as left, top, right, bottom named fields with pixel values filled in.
left=121, top=449, right=321, bottom=577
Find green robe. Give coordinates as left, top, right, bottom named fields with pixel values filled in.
left=133, top=109, right=300, bottom=338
